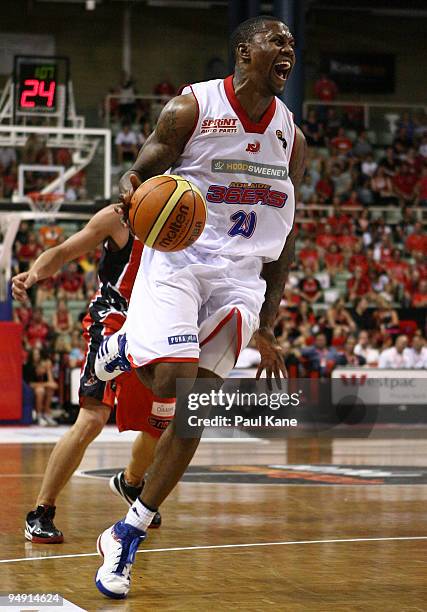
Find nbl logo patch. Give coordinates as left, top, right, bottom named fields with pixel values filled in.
left=276, top=130, right=287, bottom=150
left=168, top=334, right=198, bottom=345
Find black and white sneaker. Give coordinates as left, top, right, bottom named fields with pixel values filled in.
left=109, top=471, right=162, bottom=528
left=24, top=505, right=64, bottom=543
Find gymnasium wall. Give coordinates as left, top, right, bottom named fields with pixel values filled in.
left=1, top=2, right=426, bottom=116
left=305, top=9, right=427, bottom=103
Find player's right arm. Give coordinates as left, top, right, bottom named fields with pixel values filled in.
left=11, top=205, right=127, bottom=302
left=118, top=94, right=198, bottom=208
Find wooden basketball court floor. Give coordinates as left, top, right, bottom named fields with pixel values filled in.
left=1, top=427, right=427, bottom=611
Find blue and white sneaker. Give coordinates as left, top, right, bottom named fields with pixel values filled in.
left=95, top=520, right=146, bottom=599
left=95, top=332, right=131, bottom=381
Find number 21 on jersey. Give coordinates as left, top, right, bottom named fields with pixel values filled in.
left=228, top=210, right=257, bottom=239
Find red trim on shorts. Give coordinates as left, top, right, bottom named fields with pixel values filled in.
left=200, top=307, right=243, bottom=362
left=152, top=395, right=176, bottom=403
left=128, top=355, right=199, bottom=368
left=223, top=75, right=276, bottom=134
left=235, top=308, right=243, bottom=364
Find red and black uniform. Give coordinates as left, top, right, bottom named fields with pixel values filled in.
left=80, top=235, right=168, bottom=437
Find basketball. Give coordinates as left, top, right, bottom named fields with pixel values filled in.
left=128, top=174, right=207, bottom=251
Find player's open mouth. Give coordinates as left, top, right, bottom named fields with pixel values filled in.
left=274, top=61, right=292, bottom=82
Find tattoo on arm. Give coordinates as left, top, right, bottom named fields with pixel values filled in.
left=156, top=107, right=179, bottom=146
left=119, top=95, right=197, bottom=195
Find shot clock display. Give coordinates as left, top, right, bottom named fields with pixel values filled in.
left=13, top=56, right=70, bottom=119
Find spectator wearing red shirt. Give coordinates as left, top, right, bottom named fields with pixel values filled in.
left=314, top=74, right=338, bottom=102
left=328, top=204, right=353, bottom=234
left=52, top=299, right=74, bottom=339
left=392, top=162, right=419, bottom=206
left=342, top=190, right=363, bottom=212
left=298, top=270, right=323, bottom=304
left=25, top=308, right=51, bottom=348
left=55, top=148, right=72, bottom=168
left=299, top=239, right=319, bottom=272
left=336, top=228, right=358, bottom=251
left=17, top=232, right=42, bottom=272
left=405, top=223, right=427, bottom=255
left=316, top=225, right=336, bottom=251
left=373, top=234, right=394, bottom=264
left=154, top=78, right=175, bottom=97
left=58, top=262, right=85, bottom=300
left=348, top=242, right=369, bottom=274
left=415, top=165, right=427, bottom=206
left=324, top=243, right=344, bottom=274
left=315, top=172, right=334, bottom=203
left=347, top=266, right=372, bottom=303
left=35, top=277, right=56, bottom=307
left=13, top=304, right=33, bottom=329
left=413, top=250, right=427, bottom=279
left=387, top=249, right=410, bottom=285
left=412, top=280, right=427, bottom=308
left=330, top=127, right=353, bottom=156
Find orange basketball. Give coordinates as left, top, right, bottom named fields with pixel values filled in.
left=128, top=175, right=207, bottom=252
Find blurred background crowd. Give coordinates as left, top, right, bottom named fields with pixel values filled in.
left=5, top=73, right=427, bottom=425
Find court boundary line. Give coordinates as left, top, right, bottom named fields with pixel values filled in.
left=2, top=535, right=427, bottom=565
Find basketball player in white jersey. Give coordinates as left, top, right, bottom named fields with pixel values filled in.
left=95, top=16, right=306, bottom=599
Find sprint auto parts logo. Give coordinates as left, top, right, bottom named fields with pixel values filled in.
left=201, top=118, right=238, bottom=134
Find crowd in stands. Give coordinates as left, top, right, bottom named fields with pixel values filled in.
left=5, top=88, right=427, bottom=421
left=0, top=131, right=87, bottom=201
left=12, top=220, right=99, bottom=425
left=104, top=71, right=175, bottom=167
left=238, top=99, right=427, bottom=375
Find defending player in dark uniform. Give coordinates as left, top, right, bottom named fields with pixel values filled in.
left=12, top=205, right=172, bottom=543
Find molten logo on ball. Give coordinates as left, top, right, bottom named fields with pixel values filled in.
left=129, top=174, right=207, bottom=252
left=159, top=203, right=191, bottom=248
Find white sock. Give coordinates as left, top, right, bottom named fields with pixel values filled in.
left=125, top=498, right=156, bottom=532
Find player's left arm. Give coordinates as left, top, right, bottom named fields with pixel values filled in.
left=255, top=127, right=307, bottom=381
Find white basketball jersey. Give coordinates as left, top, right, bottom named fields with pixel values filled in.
left=171, top=76, right=296, bottom=262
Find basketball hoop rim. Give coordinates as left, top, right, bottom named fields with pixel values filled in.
left=27, top=191, right=65, bottom=213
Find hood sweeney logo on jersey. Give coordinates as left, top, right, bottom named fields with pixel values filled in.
left=212, top=159, right=288, bottom=180
left=201, top=118, right=238, bottom=134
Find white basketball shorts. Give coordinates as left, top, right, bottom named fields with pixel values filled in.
left=123, top=247, right=266, bottom=378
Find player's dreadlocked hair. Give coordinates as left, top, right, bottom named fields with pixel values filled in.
left=230, top=16, right=282, bottom=59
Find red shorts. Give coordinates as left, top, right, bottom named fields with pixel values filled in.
left=114, top=371, right=172, bottom=438
left=80, top=312, right=172, bottom=438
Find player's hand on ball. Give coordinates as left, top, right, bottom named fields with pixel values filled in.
left=254, top=327, right=288, bottom=387
left=115, top=173, right=142, bottom=228
left=11, top=271, right=38, bottom=302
